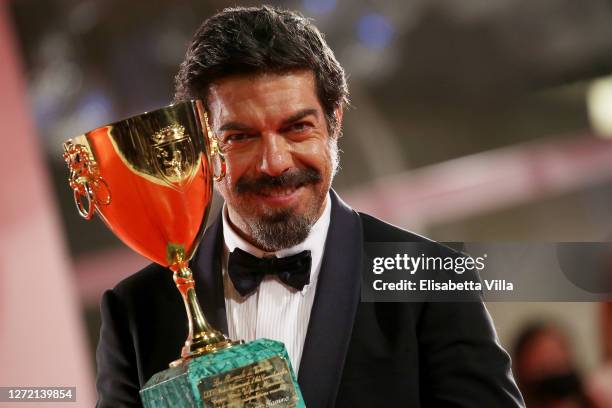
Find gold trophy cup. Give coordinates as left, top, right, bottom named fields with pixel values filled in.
left=63, top=101, right=305, bottom=407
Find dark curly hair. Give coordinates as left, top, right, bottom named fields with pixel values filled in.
left=174, top=5, right=349, bottom=135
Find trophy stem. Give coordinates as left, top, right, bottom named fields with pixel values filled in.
left=171, top=266, right=234, bottom=366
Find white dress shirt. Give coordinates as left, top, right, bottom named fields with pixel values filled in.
left=221, top=193, right=331, bottom=373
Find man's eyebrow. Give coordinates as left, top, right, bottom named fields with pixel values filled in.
left=218, top=108, right=319, bottom=132
left=218, top=121, right=254, bottom=132
left=280, top=108, right=319, bottom=126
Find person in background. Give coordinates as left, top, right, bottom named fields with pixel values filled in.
left=514, top=322, right=594, bottom=408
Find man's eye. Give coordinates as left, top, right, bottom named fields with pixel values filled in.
left=286, top=122, right=312, bottom=133
left=225, top=133, right=254, bottom=143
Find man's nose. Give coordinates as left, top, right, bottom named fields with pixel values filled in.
left=257, top=132, right=294, bottom=176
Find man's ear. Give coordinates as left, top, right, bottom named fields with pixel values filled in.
left=333, top=106, right=344, bottom=137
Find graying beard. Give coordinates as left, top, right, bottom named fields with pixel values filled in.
left=233, top=136, right=338, bottom=251
left=249, top=213, right=312, bottom=252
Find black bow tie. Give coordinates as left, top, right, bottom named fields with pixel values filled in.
left=228, top=247, right=312, bottom=297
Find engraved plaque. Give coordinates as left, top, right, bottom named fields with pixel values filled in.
left=197, top=356, right=298, bottom=408
left=141, top=339, right=305, bottom=408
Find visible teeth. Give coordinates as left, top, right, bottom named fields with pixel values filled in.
left=260, top=187, right=296, bottom=197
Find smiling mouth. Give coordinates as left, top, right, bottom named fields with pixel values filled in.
left=256, top=184, right=304, bottom=197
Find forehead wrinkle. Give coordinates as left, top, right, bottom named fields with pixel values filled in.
left=208, top=88, right=264, bottom=130
left=208, top=71, right=321, bottom=130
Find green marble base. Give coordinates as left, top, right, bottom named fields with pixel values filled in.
left=140, top=338, right=305, bottom=408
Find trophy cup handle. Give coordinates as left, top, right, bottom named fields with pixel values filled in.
left=198, top=103, right=226, bottom=182
left=211, top=138, right=226, bottom=182
left=73, top=178, right=95, bottom=219
left=63, top=141, right=112, bottom=220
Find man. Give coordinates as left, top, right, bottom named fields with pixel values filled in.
left=96, top=6, right=525, bottom=407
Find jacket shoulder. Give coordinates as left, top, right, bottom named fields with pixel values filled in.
left=359, top=212, right=434, bottom=243
left=111, top=262, right=177, bottom=305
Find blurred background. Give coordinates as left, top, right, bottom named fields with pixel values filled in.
left=2, top=0, right=612, bottom=406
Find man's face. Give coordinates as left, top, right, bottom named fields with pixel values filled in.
left=207, top=70, right=339, bottom=251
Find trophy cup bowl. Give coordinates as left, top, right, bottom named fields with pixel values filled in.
left=63, top=100, right=305, bottom=407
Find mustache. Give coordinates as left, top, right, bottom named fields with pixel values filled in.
left=234, top=168, right=322, bottom=194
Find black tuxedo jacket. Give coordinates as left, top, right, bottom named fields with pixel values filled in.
left=96, top=191, right=525, bottom=407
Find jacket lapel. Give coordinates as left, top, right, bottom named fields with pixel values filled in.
left=193, top=211, right=229, bottom=335
left=298, top=190, right=363, bottom=407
